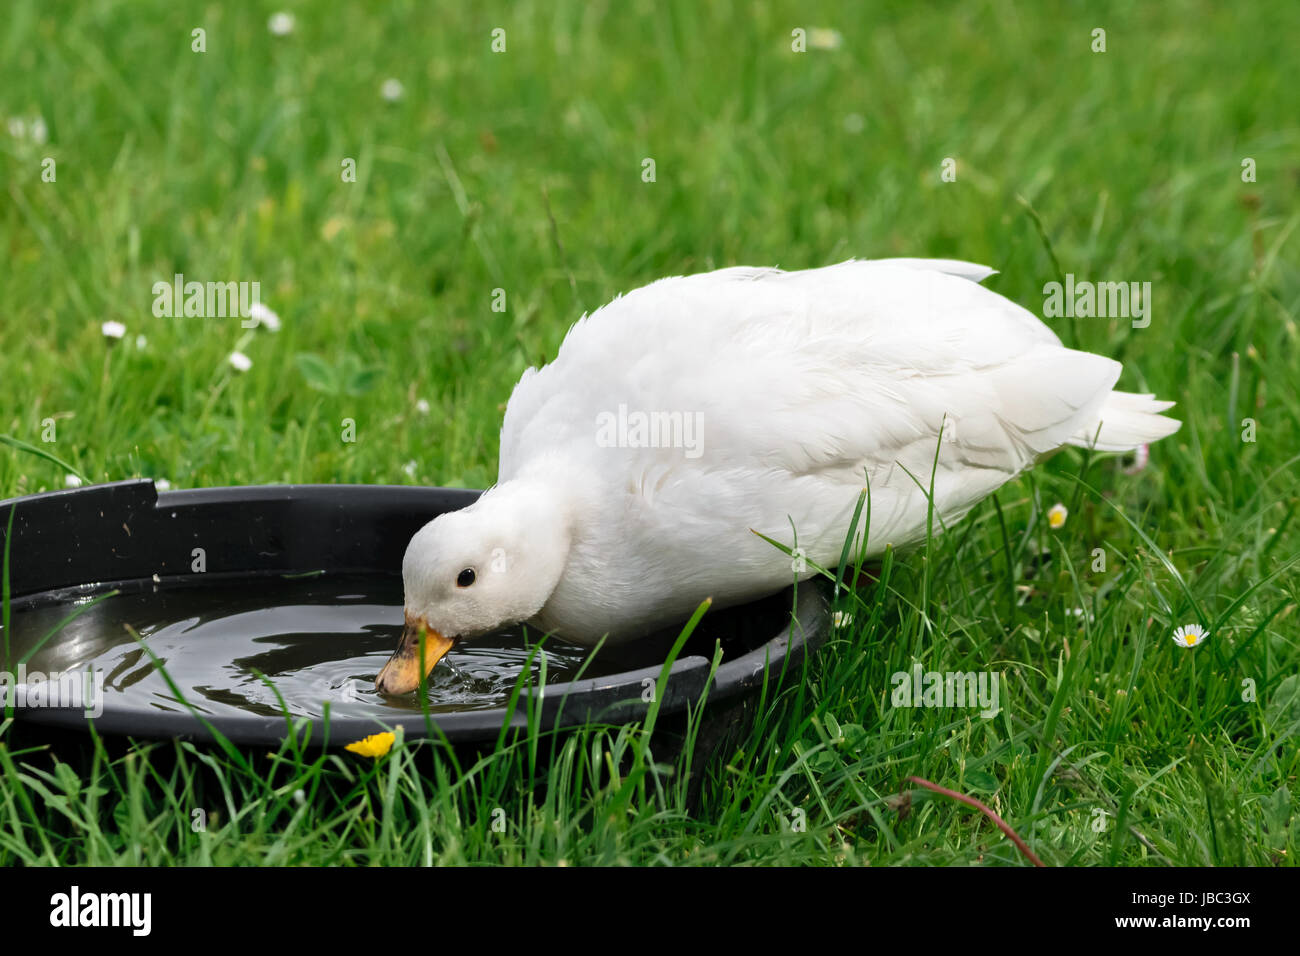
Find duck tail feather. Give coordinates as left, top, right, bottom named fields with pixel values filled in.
left=1068, top=390, right=1181, bottom=452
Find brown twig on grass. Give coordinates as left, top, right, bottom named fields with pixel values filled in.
left=906, top=776, right=1046, bottom=867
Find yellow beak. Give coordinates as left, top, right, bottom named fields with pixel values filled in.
left=374, top=614, right=456, bottom=695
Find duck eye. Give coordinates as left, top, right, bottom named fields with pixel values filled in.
left=456, top=568, right=476, bottom=588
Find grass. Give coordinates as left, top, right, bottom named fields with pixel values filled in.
left=1, top=0, right=1298, bottom=865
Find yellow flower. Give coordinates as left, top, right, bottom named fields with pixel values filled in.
left=1172, top=623, right=1208, bottom=648
left=345, top=731, right=395, bottom=757
left=1047, top=503, right=1068, bottom=529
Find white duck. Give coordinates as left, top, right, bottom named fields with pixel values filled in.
left=376, top=258, right=1179, bottom=693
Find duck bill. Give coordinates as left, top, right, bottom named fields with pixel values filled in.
left=375, top=615, right=456, bottom=695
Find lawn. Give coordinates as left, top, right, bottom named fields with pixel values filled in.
left=0, top=0, right=1297, bottom=865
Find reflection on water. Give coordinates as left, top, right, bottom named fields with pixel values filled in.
left=0, top=574, right=609, bottom=720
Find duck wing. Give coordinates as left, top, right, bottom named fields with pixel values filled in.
left=500, top=259, right=1162, bottom=568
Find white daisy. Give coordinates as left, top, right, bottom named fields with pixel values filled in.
left=1172, top=623, right=1208, bottom=648
left=155, top=478, right=172, bottom=491
left=229, top=351, right=253, bottom=372
left=268, top=12, right=295, bottom=36
left=248, top=301, right=281, bottom=331
left=415, top=398, right=431, bottom=415
left=381, top=78, right=405, bottom=102
left=65, top=474, right=82, bottom=488
left=6, top=115, right=48, bottom=145
left=402, top=460, right=418, bottom=478
left=1122, top=443, right=1150, bottom=476
left=134, top=334, right=148, bottom=349
left=831, top=610, right=854, bottom=629
left=101, top=320, right=126, bottom=339
left=1047, top=502, right=1068, bottom=529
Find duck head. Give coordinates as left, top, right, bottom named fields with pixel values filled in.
left=375, top=480, right=571, bottom=695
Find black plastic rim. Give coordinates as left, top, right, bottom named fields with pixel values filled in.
left=0, top=480, right=827, bottom=747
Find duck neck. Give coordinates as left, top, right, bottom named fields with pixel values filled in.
left=476, top=465, right=581, bottom=623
